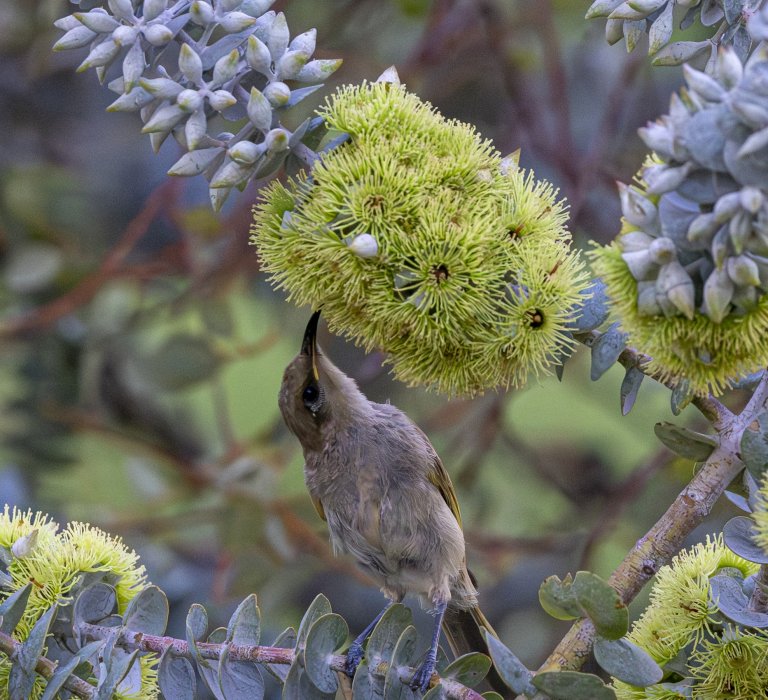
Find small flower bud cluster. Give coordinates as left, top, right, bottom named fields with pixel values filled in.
left=612, top=536, right=763, bottom=699
left=592, top=46, right=768, bottom=395
left=251, top=75, right=590, bottom=396
left=53, top=0, right=341, bottom=210
left=586, top=0, right=755, bottom=65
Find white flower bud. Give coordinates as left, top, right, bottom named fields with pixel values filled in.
left=648, top=236, right=677, bottom=265
left=619, top=182, right=658, bottom=227
left=247, top=36, right=273, bottom=75
left=77, top=38, right=120, bottom=71
left=263, top=81, right=291, bottom=106
left=727, top=255, right=761, bottom=287
left=643, top=162, right=692, bottom=195
left=220, top=11, right=256, bottom=32
left=108, top=0, right=135, bottom=21
left=703, top=267, right=735, bottom=323
left=229, top=140, right=263, bottom=164
left=267, top=12, right=289, bottom=60
left=290, top=29, right=316, bottom=56
left=348, top=233, right=378, bottom=258
left=739, top=186, right=764, bottom=214
left=296, top=59, right=343, bottom=83
left=276, top=50, right=308, bottom=80
left=208, top=89, right=236, bottom=111
left=54, top=26, right=98, bottom=51
left=716, top=46, right=743, bottom=88
left=75, top=10, right=119, bottom=33
left=713, top=192, right=741, bottom=223
left=683, top=64, right=725, bottom=102
left=11, top=530, right=39, bottom=559
left=179, top=44, right=204, bottom=85
left=190, top=0, right=214, bottom=25
left=143, top=0, right=168, bottom=21
left=212, top=49, right=240, bottom=86
left=247, top=87, right=272, bottom=131
left=264, top=127, right=289, bottom=152
left=687, top=213, right=719, bottom=243
left=656, top=260, right=695, bottom=319
left=177, top=88, right=203, bottom=112
left=144, top=23, right=173, bottom=46
left=620, top=229, right=655, bottom=252
left=621, top=249, right=655, bottom=280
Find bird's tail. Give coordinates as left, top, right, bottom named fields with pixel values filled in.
left=442, top=603, right=511, bottom=698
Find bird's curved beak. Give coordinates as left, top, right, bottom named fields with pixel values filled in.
left=300, top=310, right=321, bottom=380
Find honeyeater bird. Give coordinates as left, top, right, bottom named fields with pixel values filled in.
left=278, top=310, right=507, bottom=695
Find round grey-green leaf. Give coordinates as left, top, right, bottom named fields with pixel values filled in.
left=593, top=636, right=663, bottom=687
left=532, top=671, right=616, bottom=700
left=367, top=603, right=412, bottom=667
left=219, top=644, right=265, bottom=699
left=304, top=613, right=348, bottom=693
left=123, top=585, right=168, bottom=636
left=441, top=652, right=491, bottom=688
left=710, top=574, right=768, bottom=627
left=572, top=571, right=628, bottom=640
left=297, top=594, right=332, bottom=647
left=158, top=649, right=196, bottom=700
left=538, top=575, right=581, bottom=620
left=741, top=411, right=768, bottom=480
left=483, top=630, right=536, bottom=696
left=590, top=323, right=626, bottom=381
left=653, top=422, right=717, bottom=461
left=384, top=625, right=418, bottom=700
left=226, top=594, right=260, bottom=646
left=723, top=515, right=768, bottom=564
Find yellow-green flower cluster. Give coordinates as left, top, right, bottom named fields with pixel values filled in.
left=0, top=506, right=157, bottom=699
left=591, top=230, right=768, bottom=397
left=613, top=535, right=759, bottom=699
left=251, top=80, right=589, bottom=396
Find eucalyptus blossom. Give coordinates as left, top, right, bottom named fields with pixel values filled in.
left=53, top=0, right=342, bottom=210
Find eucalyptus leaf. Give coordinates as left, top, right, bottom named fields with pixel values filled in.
left=532, top=670, right=616, bottom=699
left=483, top=630, right=536, bottom=695
left=351, top=658, right=375, bottom=698
left=740, top=412, right=768, bottom=480
left=9, top=604, right=57, bottom=700
left=367, top=603, right=412, bottom=667
left=593, top=636, right=663, bottom=687
left=74, top=582, right=117, bottom=625
left=266, top=626, right=296, bottom=683
left=590, top=323, right=626, bottom=381
left=653, top=422, right=718, bottom=461
left=226, top=594, right=261, bottom=646
left=441, top=652, right=491, bottom=687
left=297, top=594, right=332, bottom=648
left=538, top=575, right=581, bottom=620
left=219, top=644, right=265, bottom=699
left=422, top=685, right=447, bottom=700
left=123, top=584, right=168, bottom=636
left=383, top=625, right=418, bottom=700
left=572, top=571, right=628, bottom=640
left=723, top=515, right=768, bottom=564
left=0, top=583, right=32, bottom=635
left=620, top=367, right=644, bottom=415
left=209, top=627, right=227, bottom=644
left=40, top=640, right=103, bottom=700
left=724, top=489, right=752, bottom=513
left=282, top=660, right=304, bottom=700
left=158, top=648, right=197, bottom=700
left=93, top=647, right=139, bottom=700
left=186, top=603, right=208, bottom=643
left=570, top=279, right=609, bottom=332
left=710, top=574, right=768, bottom=627
left=670, top=379, right=694, bottom=415
left=304, top=613, right=348, bottom=693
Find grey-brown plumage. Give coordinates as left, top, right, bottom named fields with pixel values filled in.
left=278, top=311, right=507, bottom=696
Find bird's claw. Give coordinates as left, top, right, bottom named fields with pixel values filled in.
left=345, top=641, right=365, bottom=678
left=409, top=659, right=436, bottom=694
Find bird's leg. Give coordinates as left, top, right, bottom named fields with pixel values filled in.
left=410, top=599, right=447, bottom=693
left=345, top=601, right=394, bottom=677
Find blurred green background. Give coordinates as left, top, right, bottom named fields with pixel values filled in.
left=0, top=0, right=739, bottom=695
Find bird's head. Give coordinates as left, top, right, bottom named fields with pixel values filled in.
left=278, top=310, right=369, bottom=452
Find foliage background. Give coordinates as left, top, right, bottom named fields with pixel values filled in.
left=0, top=0, right=736, bottom=695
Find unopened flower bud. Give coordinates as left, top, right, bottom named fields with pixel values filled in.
left=703, top=267, right=735, bottom=323
left=348, top=233, right=378, bottom=258
left=648, top=237, right=677, bottom=265
left=264, top=127, right=289, bottom=152
left=11, top=529, right=39, bottom=559
left=144, top=23, right=173, bottom=46
left=229, top=140, right=263, bottom=164
left=263, top=81, right=291, bottom=107
left=190, top=0, right=214, bottom=25
left=177, top=88, right=203, bottom=112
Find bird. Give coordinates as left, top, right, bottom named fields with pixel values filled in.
left=278, top=309, right=507, bottom=695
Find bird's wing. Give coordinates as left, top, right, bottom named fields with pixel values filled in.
left=426, top=454, right=462, bottom=529
left=312, top=495, right=326, bottom=521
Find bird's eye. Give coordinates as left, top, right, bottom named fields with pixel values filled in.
left=303, top=384, right=319, bottom=404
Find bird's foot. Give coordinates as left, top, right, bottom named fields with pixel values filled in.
left=409, top=657, right=437, bottom=694
left=345, top=641, right=365, bottom=678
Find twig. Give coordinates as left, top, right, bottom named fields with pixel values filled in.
left=529, top=370, right=763, bottom=681
left=0, top=630, right=95, bottom=699
left=79, top=623, right=484, bottom=700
